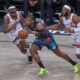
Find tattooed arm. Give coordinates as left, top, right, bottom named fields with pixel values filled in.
left=4, top=15, right=19, bottom=34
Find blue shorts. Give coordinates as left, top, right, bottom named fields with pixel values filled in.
left=32, top=41, right=57, bottom=50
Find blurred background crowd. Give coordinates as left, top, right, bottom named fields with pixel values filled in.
left=0, top=0, right=80, bottom=25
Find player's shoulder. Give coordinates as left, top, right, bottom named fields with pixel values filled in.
left=4, top=14, right=10, bottom=25
left=72, top=14, right=78, bottom=19
left=4, top=14, right=9, bottom=20
left=72, top=14, right=79, bottom=23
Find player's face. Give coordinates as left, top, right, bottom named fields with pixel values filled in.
left=26, top=18, right=34, bottom=27
left=9, top=8, right=17, bottom=16
left=62, top=7, right=68, bottom=17
left=36, top=23, right=43, bottom=30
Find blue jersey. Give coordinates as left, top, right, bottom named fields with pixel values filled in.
left=33, top=28, right=57, bottom=50
left=36, top=29, right=55, bottom=44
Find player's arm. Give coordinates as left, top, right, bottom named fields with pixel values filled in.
left=31, top=31, right=47, bottom=38
left=4, top=16, right=19, bottom=34
left=19, top=13, right=25, bottom=23
left=71, top=15, right=80, bottom=33
left=46, top=16, right=63, bottom=30
left=19, top=13, right=28, bottom=27
left=72, top=15, right=80, bottom=24
left=30, top=31, right=38, bottom=35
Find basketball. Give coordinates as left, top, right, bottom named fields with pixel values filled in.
left=18, top=29, right=28, bottom=39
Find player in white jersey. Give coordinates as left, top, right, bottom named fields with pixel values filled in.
left=47, top=5, right=80, bottom=72
left=3, top=6, right=32, bottom=64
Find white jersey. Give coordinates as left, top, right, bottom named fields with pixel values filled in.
left=7, top=12, right=23, bottom=41
left=63, top=13, right=80, bottom=54
left=63, top=13, right=80, bottom=36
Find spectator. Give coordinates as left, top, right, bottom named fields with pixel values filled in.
left=46, top=0, right=69, bottom=24
left=75, top=0, right=80, bottom=16
left=24, top=0, right=45, bottom=21
left=67, top=0, right=80, bottom=16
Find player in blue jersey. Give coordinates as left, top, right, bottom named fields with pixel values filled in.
left=30, top=22, right=79, bottom=76
left=25, top=15, right=79, bottom=76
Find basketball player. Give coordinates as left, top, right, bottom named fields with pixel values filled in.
left=47, top=5, right=80, bottom=62
left=25, top=15, right=79, bottom=75
left=25, top=14, right=38, bottom=33
left=3, top=6, right=32, bottom=64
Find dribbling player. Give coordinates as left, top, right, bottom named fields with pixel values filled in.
left=4, top=6, right=32, bottom=64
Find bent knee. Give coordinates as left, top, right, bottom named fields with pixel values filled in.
left=20, top=49, right=27, bottom=54
left=53, top=48, right=63, bottom=57
left=17, top=43, right=27, bottom=54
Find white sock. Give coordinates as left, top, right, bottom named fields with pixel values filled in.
left=27, top=48, right=31, bottom=56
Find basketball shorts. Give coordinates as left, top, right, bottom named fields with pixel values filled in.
left=32, top=40, right=57, bottom=50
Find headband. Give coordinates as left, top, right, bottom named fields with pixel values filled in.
left=63, top=5, right=71, bottom=11
left=8, top=6, right=16, bottom=10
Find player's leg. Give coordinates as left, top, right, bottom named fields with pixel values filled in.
left=76, top=48, right=80, bottom=59
left=75, top=45, right=80, bottom=59
left=20, top=40, right=33, bottom=64
left=30, top=41, right=48, bottom=76
left=15, top=39, right=32, bottom=64
left=16, top=43, right=27, bottom=54
left=51, top=46, right=79, bottom=73
left=71, top=36, right=80, bottom=59
left=75, top=36, right=80, bottom=59
left=30, top=44, right=41, bottom=62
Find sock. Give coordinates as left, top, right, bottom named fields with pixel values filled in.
left=69, top=59, right=77, bottom=65
left=27, top=48, right=31, bottom=56
left=28, top=56, right=32, bottom=62
left=38, top=61, right=45, bottom=68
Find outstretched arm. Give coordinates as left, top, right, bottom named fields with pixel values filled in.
left=46, top=17, right=63, bottom=30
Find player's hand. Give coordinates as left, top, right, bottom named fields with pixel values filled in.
left=31, top=31, right=38, bottom=35
left=64, top=28, right=71, bottom=33
left=13, top=36, right=19, bottom=43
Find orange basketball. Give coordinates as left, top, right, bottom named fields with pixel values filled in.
left=18, top=29, right=28, bottom=39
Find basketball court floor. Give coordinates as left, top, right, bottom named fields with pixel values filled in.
left=0, top=33, right=80, bottom=80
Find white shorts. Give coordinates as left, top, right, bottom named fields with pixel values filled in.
left=72, top=35, right=80, bottom=54
left=76, top=48, right=80, bottom=54
left=72, top=34, right=80, bottom=45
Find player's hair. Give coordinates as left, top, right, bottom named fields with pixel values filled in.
left=26, top=13, right=35, bottom=21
